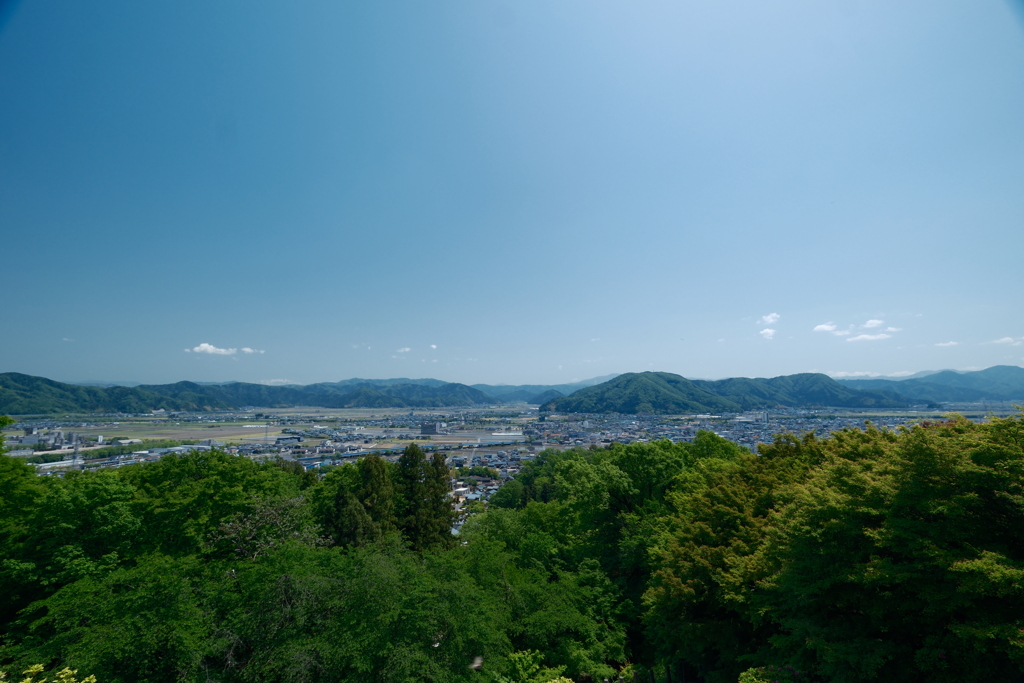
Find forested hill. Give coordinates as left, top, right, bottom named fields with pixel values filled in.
left=0, top=373, right=496, bottom=414
left=836, top=365, right=1024, bottom=403
left=543, top=371, right=905, bottom=414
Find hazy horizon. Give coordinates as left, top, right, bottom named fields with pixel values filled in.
left=2, top=1, right=1022, bottom=385
left=24, top=364, right=1019, bottom=390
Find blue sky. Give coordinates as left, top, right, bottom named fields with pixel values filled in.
left=2, top=1, right=1023, bottom=386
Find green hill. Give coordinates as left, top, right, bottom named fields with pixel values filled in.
left=529, top=389, right=564, bottom=405
left=544, top=371, right=905, bottom=414
left=543, top=372, right=743, bottom=414
left=693, top=373, right=905, bottom=410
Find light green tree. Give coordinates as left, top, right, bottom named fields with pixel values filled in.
left=0, top=664, right=96, bottom=683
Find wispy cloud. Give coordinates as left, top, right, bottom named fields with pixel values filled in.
left=430, top=344, right=437, bottom=349
left=187, top=343, right=236, bottom=355
left=62, top=337, right=74, bottom=342
left=760, top=328, right=776, bottom=340
left=260, top=379, right=294, bottom=385
left=847, top=333, right=891, bottom=342
left=829, top=369, right=913, bottom=378
left=396, top=347, right=411, bottom=353
left=815, top=322, right=853, bottom=336
left=241, top=347, right=265, bottom=354
left=863, top=319, right=884, bottom=329
left=987, top=337, right=1023, bottom=346
left=885, top=327, right=901, bottom=332
left=760, top=313, right=780, bottom=325
left=935, top=341, right=958, bottom=347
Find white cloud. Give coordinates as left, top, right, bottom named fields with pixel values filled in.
left=760, top=313, right=780, bottom=325
left=832, top=329, right=852, bottom=336
left=847, top=333, right=891, bottom=342
left=190, top=343, right=236, bottom=355
left=813, top=323, right=837, bottom=332
left=260, top=379, right=294, bottom=385
left=396, top=347, right=411, bottom=353
left=935, top=341, right=958, bottom=347
left=863, top=319, right=884, bottom=328
left=241, top=347, right=265, bottom=354
left=885, top=327, right=901, bottom=332
left=887, top=371, right=915, bottom=377
left=990, top=337, right=1016, bottom=345
left=590, top=338, right=600, bottom=342
left=62, top=337, right=74, bottom=342
left=760, top=328, right=776, bottom=340
left=430, top=344, right=437, bottom=349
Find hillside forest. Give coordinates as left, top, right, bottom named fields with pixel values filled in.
left=1, top=411, right=1023, bottom=682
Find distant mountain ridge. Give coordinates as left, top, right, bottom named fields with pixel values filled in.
left=0, top=373, right=496, bottom=414
left=543, top=371, right=906, bottom=414
left=836, top=365, right=1024, bottom=403
left=3, top=366, right=1020, bottom=415
left=471, top=374, right=620, bottom=402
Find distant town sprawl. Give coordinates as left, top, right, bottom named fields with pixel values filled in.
left=4, top=404, right=1003, bottom=470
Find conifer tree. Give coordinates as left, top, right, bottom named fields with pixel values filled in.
left=322, top=454, right=397, bottom=547
left=357, top=453, right=396, bottom=536
left=423, top=450, right=456, bottom=549
left=396, top=443, right=454, bottom=550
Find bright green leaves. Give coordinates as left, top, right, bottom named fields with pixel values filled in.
left=26, top=554, right=216, bottom=683
left=119, top=450, right=305, bottom=557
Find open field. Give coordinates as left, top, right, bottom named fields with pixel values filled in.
left=2, top=404, right=535, bottom=448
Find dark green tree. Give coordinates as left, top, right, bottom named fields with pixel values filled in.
left=357, top=453, right=397, bottom=536
left=424, top=451, right=456, bottom=550
left=396, top=444, right=454, bottom=551
left=316, top=455, right=396, bottom=547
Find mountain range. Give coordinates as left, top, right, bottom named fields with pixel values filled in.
left=0, top=374, right=495, bottom=415
left=835, top=365, right=1024, bottom=403
left=1, top=366, right=1021, bottom=415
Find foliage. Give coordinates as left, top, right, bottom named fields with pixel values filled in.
left=0, top=664, right=96, bottom=683
left=209, top=495, right=330, bottom=561
left=2, top=415, right=1024, bottom=682
left=492, top=650, right=567, bottom=683
left=457, top=466, right=500, bottom=479
left=737, top=664, right=808, bottom=683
